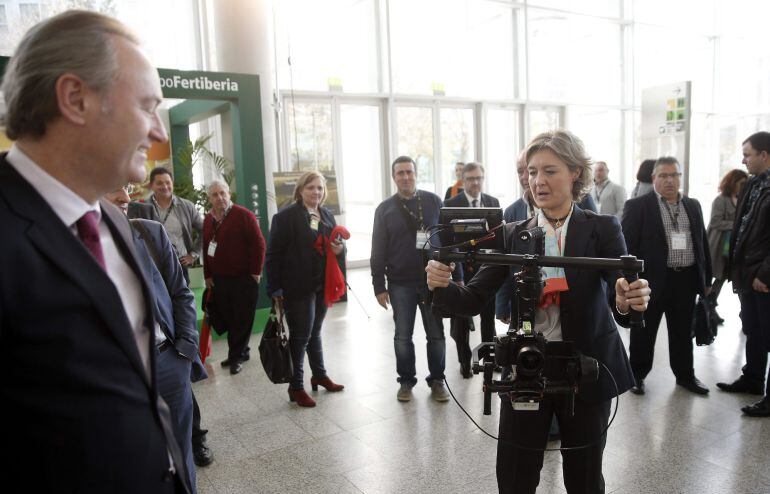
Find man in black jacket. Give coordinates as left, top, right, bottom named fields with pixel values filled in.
left=717, top=132, right=770, bottom=416
left=444, top=162, right=500, bottom=377
left=622, top=157, right=712, bottom=395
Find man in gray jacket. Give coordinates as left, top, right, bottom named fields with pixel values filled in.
left=129, top=166, right=204, bottom=284
left=591, top=161, right=627, bottom=218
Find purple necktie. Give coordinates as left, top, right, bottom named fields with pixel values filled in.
left=76, top=211, right=106, bottom=270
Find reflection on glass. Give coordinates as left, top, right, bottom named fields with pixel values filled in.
left=440, top=107, right=475, bottom=194
left=486, top=108, right=520, bottom=208
left=274, top=0, right=379, bottom=92
left=396, top=106, right=435, bottom=192
left=567, top=107, right=621, bottom=175
left=340, top=104, right=382, bottom=263
left=285, top=101, right=334, bottom=172
left=527, top=8, right=621, bottom=104
left=390, top=0, right=514, bottom=99
left=529, top=108, right=561, bottom=140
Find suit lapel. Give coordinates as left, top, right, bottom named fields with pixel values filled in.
left=563, top=206, right=590, bottom=288
left=0, top=164, right=152, bottom=387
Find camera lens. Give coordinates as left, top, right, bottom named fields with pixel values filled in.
left=516, top=345, right=544, bottom=378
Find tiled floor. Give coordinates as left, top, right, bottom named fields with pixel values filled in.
left=194, top=268, right=770, bottom=494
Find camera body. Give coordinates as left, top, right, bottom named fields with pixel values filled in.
left=435, top=208, right=600, bottom=415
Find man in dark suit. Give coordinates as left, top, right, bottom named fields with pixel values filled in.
left=106, top=187, right=206, bottom=490
left=622, top=156, right=712, bottom=395
left=444, top=162, right=500, bottom=377
left=0, top=11, right=190, bottom=492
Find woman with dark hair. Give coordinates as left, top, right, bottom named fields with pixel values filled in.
left=706, top=168, right=749, bottom=323
left=427, top=129, right=650, bottom=494
left=265, top=171, right=346, bottom=407
left=630, top=159, right=656, bottom=198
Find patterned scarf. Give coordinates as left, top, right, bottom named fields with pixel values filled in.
left=536, top=209, right=572, bottom=308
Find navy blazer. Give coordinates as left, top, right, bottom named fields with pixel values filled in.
left=130, top=218, right=206, bottom=382
left=621, top=192, right=712, bottom=302
left=265, top=202, right=341, bottom=298
left=433, top=206, right=635, bottom=402
left=0, top=157, right=189, bottom=492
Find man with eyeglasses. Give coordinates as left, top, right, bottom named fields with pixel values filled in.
left=444, top=162, right=500, bottom=377
left=621, top=156, right=712, bottom=396
left=105, top=184, right=205, bottom=492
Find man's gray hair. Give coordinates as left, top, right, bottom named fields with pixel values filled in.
left=652, top=156, right=682, bottom=175
left=462, top=162, right=485, bottom=177
left=207, top=179, right=230, bottom=195
left=1, top=10, right=139, bottom=140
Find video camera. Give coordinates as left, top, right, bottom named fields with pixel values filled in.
left=431, top=207, right=644, bottom=417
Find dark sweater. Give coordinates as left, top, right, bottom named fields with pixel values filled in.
left=371, top=190, right=442, bottom=294
left=203, top=204, right=266, bottom=278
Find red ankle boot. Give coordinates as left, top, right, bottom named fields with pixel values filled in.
left=288, top=387, right=316, bottom=407
left=310, top=376, right=345, bottom=392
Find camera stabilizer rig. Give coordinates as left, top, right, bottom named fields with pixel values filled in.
left=430, top=208, right=644, bottom=419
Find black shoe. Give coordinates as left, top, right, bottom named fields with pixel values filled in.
left=221, top=358, right=231, bottom=368
left=460, top=361, right=473, bottom=379
left=716, top=376, right=764, bottom=395
left=631, top=379, right=645, bottom=395
left=230, top=362, right=243, bottom=375
left=676, top=376, right=709, bottom=395
left=193, top=439, right=214, bottom=467
left=741, top=398, right=770, bottom=417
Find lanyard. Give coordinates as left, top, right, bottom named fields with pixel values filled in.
left=400, top=191, right=425, bottom=229
left=594, top=182, right=609, bottom=203
left=152, top=196, right=174, bottom=224
left=211, top=206, right=231, bottom=240
left=662, top=199, right=681, bottom=230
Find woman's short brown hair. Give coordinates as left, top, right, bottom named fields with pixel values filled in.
left=293, top=171, right=327, bottom=205
left=718, top=169, right=749, bottom=197
left=524, top=129, right=593, bottom=201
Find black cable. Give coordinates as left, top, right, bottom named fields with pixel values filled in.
left=443, top=360, right=620, bottom=453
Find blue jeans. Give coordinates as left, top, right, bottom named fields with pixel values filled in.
left=285, top=290, right=328, bottom=390
left=388, top=282, right=445, bottom=386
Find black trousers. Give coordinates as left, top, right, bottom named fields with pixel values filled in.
left=449, top=297, right=496, bottom=365
left=213, top=274, right=259, bottom=362
left=629, top=266, right=698, bottom=381
left=739, top=290, right=770, bottom=391
left=497, top=395, right=611, bottom=494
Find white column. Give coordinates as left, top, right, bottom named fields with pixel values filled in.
left=210, top=0, right=279, bottom=220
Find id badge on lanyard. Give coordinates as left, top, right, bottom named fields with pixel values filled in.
left=416, top=230, right=429, bottom=250
left=207, top=241, right=217, bottom=257
left=671, top=232, right=687, bottom=250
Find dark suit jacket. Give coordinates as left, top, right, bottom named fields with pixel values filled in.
left=433, top=206, right=635, bottom=402
left=0, top=157, right=189, bottom=493
left=621, top=192, right=712, bottom=302
left=130, top=218, right=206, bottom=382
left=265, top=202, right=341, bottom=298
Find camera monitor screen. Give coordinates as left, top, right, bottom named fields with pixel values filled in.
left=438, top=207, right=506, bottom=252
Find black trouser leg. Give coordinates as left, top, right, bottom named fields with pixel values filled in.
left=480, top=297, right=497, bottom=343
left=740, top=291, right=770, bottom=387
left=191, top=391, right=206, bottom=445
left=215, top=275, right=259, bottom=363
left=449, top=317, right=472, bottom=365
left=664, top=269, right=697, bottom=380
left=630, top=296, right=664, bottom=380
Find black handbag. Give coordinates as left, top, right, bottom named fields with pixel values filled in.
left=691, top=296, right=717, bottom=346
left=259, top=299, right=293, bottom=383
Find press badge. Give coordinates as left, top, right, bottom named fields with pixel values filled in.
left=671, top=233, right=687, bottom=250
left=416, top=230, right=429, bottom=250
left=207, top=241, right=217, bottom=257
left=512, top=400, right=540, bottom=411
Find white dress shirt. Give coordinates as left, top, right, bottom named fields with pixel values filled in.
left=6, top=145, right=152, bottom=376
left=464, top=191, right=482, bottom=207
